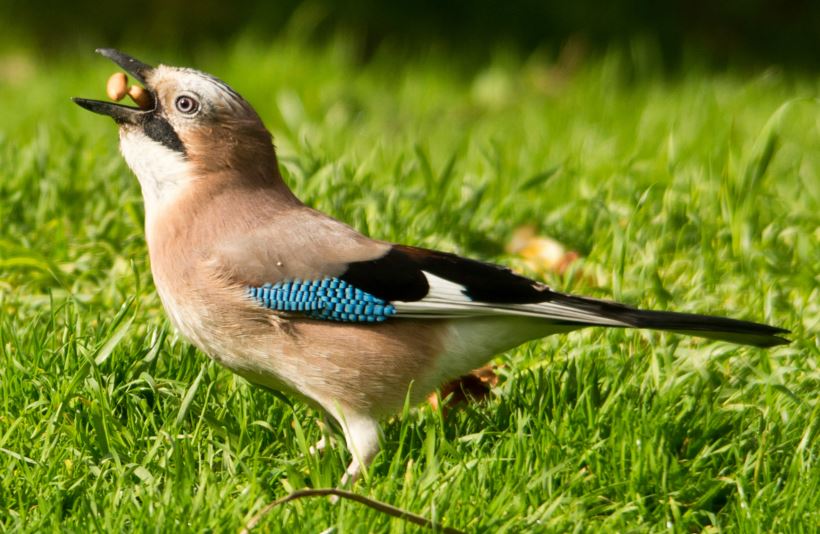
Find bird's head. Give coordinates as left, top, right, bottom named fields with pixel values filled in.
left=74, top=49, right=280, bottom=209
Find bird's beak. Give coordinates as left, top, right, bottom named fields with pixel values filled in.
left=72, top=48, right=156, bottom=124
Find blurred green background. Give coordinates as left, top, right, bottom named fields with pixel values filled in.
left=2, top=0, right=820, bottom=69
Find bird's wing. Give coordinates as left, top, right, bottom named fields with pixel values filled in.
left=214, top=214, right=627, bottom=326
left=212, top=217, right=788, bottom=347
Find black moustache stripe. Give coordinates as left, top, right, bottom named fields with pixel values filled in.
left=142, top=115, right=186, bottom=155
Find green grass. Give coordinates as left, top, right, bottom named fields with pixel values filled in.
left=1, top=36, right=818, bottom=532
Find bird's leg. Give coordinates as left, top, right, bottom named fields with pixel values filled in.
left=337, top=414, right=380, bottom=487
left=309, top=435, right=328, bottom=456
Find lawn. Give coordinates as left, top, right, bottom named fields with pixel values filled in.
left=0, top=37, right=818, bottom=532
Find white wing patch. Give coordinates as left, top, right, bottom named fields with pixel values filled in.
left=393, top=272, right=630, bottom=327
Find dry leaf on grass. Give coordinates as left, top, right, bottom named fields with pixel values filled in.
left=506, top=225, right=581, bottom=276
left=428, top=364, right=500, bottom=415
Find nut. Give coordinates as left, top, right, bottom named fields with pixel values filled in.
left=106, top=72, right=128, bottom=101
left=128, top=85, right=152, bottom=109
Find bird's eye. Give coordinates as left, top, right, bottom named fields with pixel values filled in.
left=174, top=95, right=199, bottom=115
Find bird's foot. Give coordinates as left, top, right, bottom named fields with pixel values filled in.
left=309, top=435, right=330, bottom=455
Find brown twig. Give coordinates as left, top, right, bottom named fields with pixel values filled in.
left=241, top=487, right=465, bottom=534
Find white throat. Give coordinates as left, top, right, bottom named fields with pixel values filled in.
left=119, top=128, right=195, bottom=222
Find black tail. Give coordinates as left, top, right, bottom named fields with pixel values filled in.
left=553, top=293, right=790, bottom=348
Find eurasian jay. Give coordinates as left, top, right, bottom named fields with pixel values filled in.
left=74, top=49, right=789, bottom=484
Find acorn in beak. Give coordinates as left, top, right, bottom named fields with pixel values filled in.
left=72, top=48, right=156, bottom=124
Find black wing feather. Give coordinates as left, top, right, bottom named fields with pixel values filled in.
left=340, top=244, right=553, bottom=303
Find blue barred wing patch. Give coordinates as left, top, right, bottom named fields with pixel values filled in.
left=248, top=278, right=397, bottom=323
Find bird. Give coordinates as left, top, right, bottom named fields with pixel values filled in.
left=73, top=49, right=789, bottom=485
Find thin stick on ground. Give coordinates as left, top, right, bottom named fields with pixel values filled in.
left=241, top=488, right=466, bottom=534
